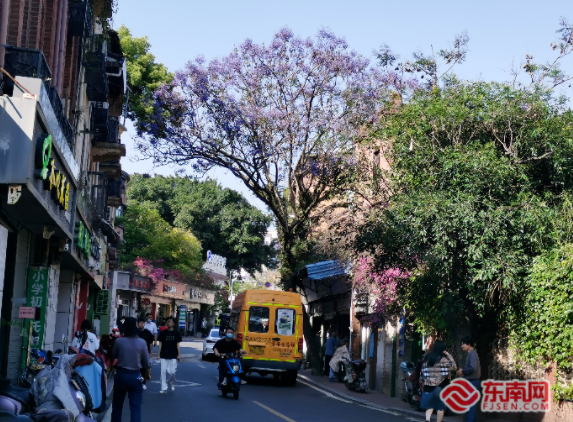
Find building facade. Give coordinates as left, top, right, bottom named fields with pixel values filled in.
left=0, top=0, right=128, bottom=382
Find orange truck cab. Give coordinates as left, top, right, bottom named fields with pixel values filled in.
left=230, top=290, right=303, bottom=385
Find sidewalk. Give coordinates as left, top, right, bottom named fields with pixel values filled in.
left=298, top=370, right=514, bottom=422
left=298, top=368, right=462, bottom=421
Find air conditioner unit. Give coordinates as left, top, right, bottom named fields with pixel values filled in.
left=106, top=206, right=112, bottom=221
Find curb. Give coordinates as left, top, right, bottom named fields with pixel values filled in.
left=297, top=374, right=437, bottom=420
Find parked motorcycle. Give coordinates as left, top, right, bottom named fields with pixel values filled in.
left=400, top=361, right=423, bottom=410
left=341, top=357, right=367, bottom=393
left=219, top=352, right=245, bottom=400
left=21, top=348, right=63, bottom=388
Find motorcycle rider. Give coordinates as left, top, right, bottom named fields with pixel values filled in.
left=213, top=327, right=246, bottom=388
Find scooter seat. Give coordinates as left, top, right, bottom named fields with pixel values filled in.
left=0, top=411, right=34, bottom=421
left=3, top=387, right=33, bottom=409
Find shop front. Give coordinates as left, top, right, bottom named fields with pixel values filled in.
left=0, top=77, right=83, bottom=380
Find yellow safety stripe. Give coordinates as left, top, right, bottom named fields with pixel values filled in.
left=288, top=305, right=300, bottom=308
left=243, top=357, right=254, bottom=360
left=262, top=303, right=273, bottom=306
left=295, top=329, right=299, bottom=354
left=269, top=359, right=280, bottom=362
left=285, top=360, right=296, bottom=362
left=247, top=302, right=258, bottom=304
left=243, top=326, right=247, bottom=350
left=273, top=304, right=285, bottom=306
left=257, top=358, right=269, bottom=361
left=245, top=311, right=249, bottom=322
left=296, top=315, right=300, bottom=326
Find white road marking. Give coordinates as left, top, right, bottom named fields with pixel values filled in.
left=150, top=380, right=201, bottom=387
left=253, top=401, right=297, bottom=422
left=358, top=405, right=401, bottom=415
left=296, top=379, right=353, bottom=403
left=197, top=364, right=206, bottom=369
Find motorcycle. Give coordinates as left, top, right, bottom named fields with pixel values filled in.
left=21, top=348, right=63, bottom=388
left=219, top=352, right=245, bottom=400
left=341, top=357, right=367, bottom=393
left=400, top=361, right=423, bottom=410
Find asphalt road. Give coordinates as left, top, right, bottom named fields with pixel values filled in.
left=107, top=340, right=417, bottom=422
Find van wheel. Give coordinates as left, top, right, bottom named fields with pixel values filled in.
left=284, top=370, right=297, bottom=386
left=273, top=373, right=281, bottom=381
left=222, top=390, right=228, bottom=397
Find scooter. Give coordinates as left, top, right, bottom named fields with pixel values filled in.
left=341, top=357, right=368, bottom=393
left=219, top=352, right=245, bottom=400
left=400, top=361, right=423, bottom=410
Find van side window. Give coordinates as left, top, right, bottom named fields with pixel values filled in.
left=275, top=308, right=295, bottom=335
left=248, top=307, right=269, bottom=333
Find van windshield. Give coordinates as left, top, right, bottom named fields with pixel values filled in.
left=275, top=308, right=295, bottom=335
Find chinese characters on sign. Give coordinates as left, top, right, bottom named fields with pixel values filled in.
left=35, top=135, right=70, bottom=210
left=481, top=380, right=550, bottom=413
left=26, top=267, right=49, bottom=349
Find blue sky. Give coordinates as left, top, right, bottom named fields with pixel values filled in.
left=114, top=0, right=571, bottom=210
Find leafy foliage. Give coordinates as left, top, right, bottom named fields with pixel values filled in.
left=135, top=27, right=387, bottom=272
left=117, top=25, right=172, bottom=126
left=118, top=201, right=203, bottom=276
left=356, top=81, right=573, bottom=336
left=512, top=243, right=573, bottom=370
left=126, top=174, right=274, bottom=272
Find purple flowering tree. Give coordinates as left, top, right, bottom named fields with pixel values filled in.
left=136, top=28, right=387, bottom=372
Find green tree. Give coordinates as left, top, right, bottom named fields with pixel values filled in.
left=117, top=25, right=172, bottom=126
left=119, top=201, right=203, bottom=273
left=127, top=174, right=275, bottom=272
left=355, top=81, right=573, bottom=343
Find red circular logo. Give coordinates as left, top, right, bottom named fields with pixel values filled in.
left=440, top=379, right=481, bottom=413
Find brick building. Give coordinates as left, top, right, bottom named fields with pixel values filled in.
left=0, top=0, right=128, bottom=383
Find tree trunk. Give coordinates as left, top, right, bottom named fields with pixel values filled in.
left=302, top=304, right=322, bottom=375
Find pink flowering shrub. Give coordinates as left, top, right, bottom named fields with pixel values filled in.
left=353, top=257, right=407, bottom=325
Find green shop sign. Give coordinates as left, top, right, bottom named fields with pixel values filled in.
left=25, top=267, right=49, bottom=348
left=34, top=134, right=70, bottom=210
left=74, top=221, right=92, bottom=259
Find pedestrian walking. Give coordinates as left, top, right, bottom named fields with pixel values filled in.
left=329, top=339, right=350, bottom=381
left=157, top=317, right=182, bottom=393
left=456, top=336, right=481, bottom=422
left=144, top=313, right=158, bottom=347
left=137, top=318, right=155, bottom=389
left=324, top=330, right=339, bottom=376
left=111, top=317, right=150, bottom=422
left=420, top=341, right=457, bottom=422
left=71, top=319, right=100, bottom=356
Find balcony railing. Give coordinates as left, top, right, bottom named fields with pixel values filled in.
left=68, top=0, right=93, bottom=38
left=2, top=47, right=75, bottom=148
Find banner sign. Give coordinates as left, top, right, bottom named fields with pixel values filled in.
left=26, top=267, right=49, bottom=348
left=179, top=305, right=186, bottom=329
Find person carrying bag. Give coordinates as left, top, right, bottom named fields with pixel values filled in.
left=420, top=341, right=457, bottom=422
left=111, top=317, right=151, bottom=422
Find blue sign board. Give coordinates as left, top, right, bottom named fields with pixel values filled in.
left=179, top=305, right=186, bottom=329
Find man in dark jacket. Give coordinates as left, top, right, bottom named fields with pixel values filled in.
left=457, top=336, right=481, bottom=422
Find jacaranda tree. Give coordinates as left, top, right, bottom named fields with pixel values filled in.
left=136, top=28, right=387, bottom=372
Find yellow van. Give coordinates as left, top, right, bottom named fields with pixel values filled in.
left=230, top=290, right=303, bottom=385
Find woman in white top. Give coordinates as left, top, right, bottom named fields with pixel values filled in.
left=71, top=319, right=100, bottom=355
